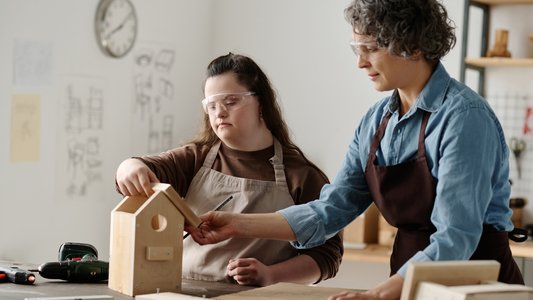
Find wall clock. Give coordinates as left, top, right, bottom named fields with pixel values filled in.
left=95, top=0, right=138, bottom=58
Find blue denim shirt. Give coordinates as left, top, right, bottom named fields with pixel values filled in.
left=279, top=62, right=513, bottom=278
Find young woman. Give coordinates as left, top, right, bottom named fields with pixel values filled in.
left=115, top=53, right=342, bottom=286
left=186, top=1, right=525, bottom=299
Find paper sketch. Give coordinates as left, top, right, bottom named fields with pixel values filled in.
left=10, top=94, right=40, bottom=162
left=57, top=77, right=105, bottom=198
left=13, top=40, right=53, bottom=86
left=132, top=45, right=177, bottom=154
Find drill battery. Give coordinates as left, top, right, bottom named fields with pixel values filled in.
left=58, top=242, right=99, bottom=261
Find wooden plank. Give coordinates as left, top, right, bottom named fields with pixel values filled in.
left=152, top=183, right=201, bottom=227
left=472, top=0, right=533, bottom=5
left=216, top=283, right=363, bottom=300
left=137, top=283, right=363, bottom=300
left=465, top=57, right=533, bottom=67
left=400, top=260, right=500, bottom=300
left=137, top=292, right=204, bottom=299
left=416, top=281, right=533, bottom=299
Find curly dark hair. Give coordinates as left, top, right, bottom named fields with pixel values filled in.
left=344, top=0, right=456, bottom=62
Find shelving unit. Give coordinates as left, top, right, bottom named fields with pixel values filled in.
left=343, top=241, right=533, bottom=263
left=460, top=0, right=533, bottom=96
left=465, top=57, right=533, bottom=67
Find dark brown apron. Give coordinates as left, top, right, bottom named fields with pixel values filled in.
left=364, top=110, right=524, bottom=284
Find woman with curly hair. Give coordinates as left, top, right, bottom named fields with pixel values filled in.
left=186, top=1, right=525, bottom=298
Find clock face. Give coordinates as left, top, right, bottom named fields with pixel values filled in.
left=95, top=0, right=137, bottom=58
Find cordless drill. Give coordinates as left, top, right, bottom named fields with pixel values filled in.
left=29, top=242, right=109, bottom=283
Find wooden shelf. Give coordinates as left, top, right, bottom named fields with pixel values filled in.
left=472, top=0, right=533, bottom=5
left=465, top=57, right=533, bottom=67
left=343, top=241, right=533, bottom=264
left=510, top=241, right=533, bottom=258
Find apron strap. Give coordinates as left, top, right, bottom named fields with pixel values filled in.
left=270, top=138, right=289, bottom=187
left=417, top=111, right=431, bottom=159
left=369, top=111, right=392, bottom=155
left=202, top=141, right=221, bottom=168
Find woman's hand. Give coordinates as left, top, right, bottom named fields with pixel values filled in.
left=116, top=158, right=159, bottom=197
left=227, top=258, right=273, bottom=286
left=328, top=274, right=403, bottom=300
left=187, top=212, right=296, bottom=245
left=186, top=211, right=238, bottom=245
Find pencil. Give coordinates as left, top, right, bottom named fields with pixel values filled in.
left=183, top=195, right=234, bottom=239
left=211, top=195, right=234, bottom=211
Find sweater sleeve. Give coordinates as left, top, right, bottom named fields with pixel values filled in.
left=123, top=144, right=209, bottom=197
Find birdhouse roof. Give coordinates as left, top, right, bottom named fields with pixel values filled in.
left=152, top=183, right=201, bottom=227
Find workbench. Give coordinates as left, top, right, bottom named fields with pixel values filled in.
left=0, top=261, right=363, bottom=300
left=0, top=274, right=254, bottom=300
left=4, top=242, right=533, bottom=299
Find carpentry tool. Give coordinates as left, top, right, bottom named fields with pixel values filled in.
left=0, top=265, right=36, bottom=284
left=32, top=257, right=109, bottom=282
left=28, top=242, right=109, bottom=282
left=57, top=242, right=98, bottom=261
left=509, top=137, right=526, bottom=179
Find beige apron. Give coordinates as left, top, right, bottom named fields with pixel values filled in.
left=182, top=138, right=298, bottom=282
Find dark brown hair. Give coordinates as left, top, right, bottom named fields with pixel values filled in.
left=189, top=53, right=327, bottom=179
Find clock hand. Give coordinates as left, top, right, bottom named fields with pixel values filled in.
left=105, top=12, right=133, bottom=39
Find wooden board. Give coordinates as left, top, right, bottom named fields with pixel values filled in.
left=472, top=0, right=533, bottom=5
left=137, top=283, right=364, bottom=300
left=465, top=57, right=533, bottom=67
left=415, top=281, right=533, bottom=300
left=137, top=293, right=204, bottom=300
left=153, top=183, right=201, bottom=227
left=400, top=260, right=500, bottom=300
left=216, top=283, right=363, bottom=299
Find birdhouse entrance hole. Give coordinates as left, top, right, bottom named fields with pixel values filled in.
left=151, top=214, right=167, bottom=232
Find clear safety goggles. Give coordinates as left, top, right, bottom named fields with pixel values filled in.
left=349, top=40, right=384, bottom=58
left=201, top=91, right=256, bottom=114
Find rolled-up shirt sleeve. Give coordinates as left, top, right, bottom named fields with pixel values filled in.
left=279, top=113, right=376, bottom=249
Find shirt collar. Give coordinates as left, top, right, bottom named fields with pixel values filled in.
left=387, top=62, right=451, bottom=115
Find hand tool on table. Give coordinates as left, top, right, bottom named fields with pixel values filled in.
left=28, top=242, right=109, bottom=283
left=509, top=137, right=526, bottom=179
left=0, top=265, right=36, bottom=284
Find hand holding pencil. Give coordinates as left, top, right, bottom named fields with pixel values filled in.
left=183, top=195, right=233, bottom=239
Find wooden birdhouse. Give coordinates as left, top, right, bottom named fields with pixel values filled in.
left=108, top=183, right=200, bottom=296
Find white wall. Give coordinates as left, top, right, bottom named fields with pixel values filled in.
left=0, top=0, right=212, bottom=264
left=2, top=0, right=529, bottom=283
